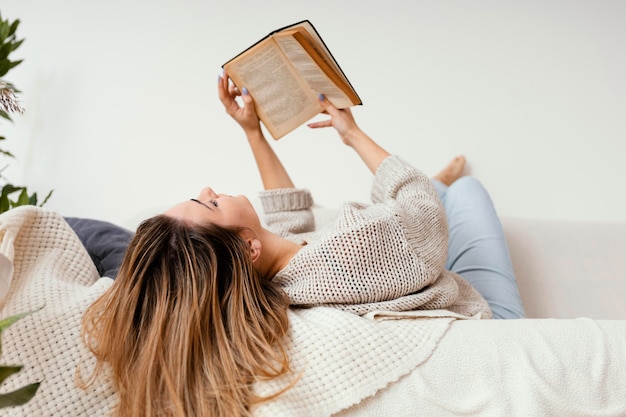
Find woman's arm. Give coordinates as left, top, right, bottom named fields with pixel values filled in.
left=218, top=73, right=294, bottom=190
left=307, top=94, right=390, bottom=174
left=308, top=96, right=448, bottom=275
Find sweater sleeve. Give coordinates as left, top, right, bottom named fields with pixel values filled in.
left=275, top=155, right=489, bottom=317
left=258, top=188, right=315, bottom=236
left=370, top=155, right=449, bottom=278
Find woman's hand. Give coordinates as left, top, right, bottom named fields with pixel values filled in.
left=307, top=94, right=363, bottom=147
left=218, top=72, right=261, bottom=134
left=217, top=71, right=294, bottom=189
left=308, top=94, right=390, bottom=174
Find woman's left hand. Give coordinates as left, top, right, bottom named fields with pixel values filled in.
left=218, top=71, right=261, bottom=134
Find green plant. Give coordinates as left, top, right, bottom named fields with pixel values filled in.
left=0, top=311, right=40, bottom=408
left=0, top=12, right=49, bottom=410
left=0, top=11, right=52, bottom=214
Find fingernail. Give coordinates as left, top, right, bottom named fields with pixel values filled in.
left=242, top=87, right=249, bottom=95
left=318, top=93, right=325, bottom=101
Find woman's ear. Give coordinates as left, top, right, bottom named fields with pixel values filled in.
left=247, top=238, right=262, bottom=264
left=238, top=229, right=262, bottom=263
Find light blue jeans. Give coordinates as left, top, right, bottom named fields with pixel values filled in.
left=433, top=177, right=525, bottom=319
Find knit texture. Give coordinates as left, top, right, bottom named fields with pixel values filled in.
left=0, top=206, right=463, bottom=417
left=253, top=308, right=456, bottom=416
left=0, top=206, right=116, bottom=416
left=260, top=155, right=492, bottom=318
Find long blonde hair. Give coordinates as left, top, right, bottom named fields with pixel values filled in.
left=80, top=215, right=291, bottom=417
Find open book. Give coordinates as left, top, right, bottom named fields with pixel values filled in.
left=222, top=20, right=361, bottom=140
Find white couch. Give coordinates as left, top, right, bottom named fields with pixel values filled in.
left=502, top=217, right=626, bottom=320
left=1, top=207, right=625, bottom=416
left=330, top=216, right=626, bottom=417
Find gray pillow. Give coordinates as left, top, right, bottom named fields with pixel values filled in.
left=64, top=217, right=133, bottom=279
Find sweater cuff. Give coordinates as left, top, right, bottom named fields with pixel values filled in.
left=371, top=155, right=416, bottom=202
left=259, top=188, right=314, bottom=214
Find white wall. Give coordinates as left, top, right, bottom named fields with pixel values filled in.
left=2, top=0, right=625, bottom=230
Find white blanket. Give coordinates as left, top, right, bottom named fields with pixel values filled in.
left=0, top=206, right=455, bottom=416
left=1, top=206, right=625, bottom=417
left=0, top=207, right=117, bottom=416
left=337, top=318, right=626, bottom=416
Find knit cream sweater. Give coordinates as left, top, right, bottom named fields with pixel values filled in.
left=260, top=155, right=491, bottom=319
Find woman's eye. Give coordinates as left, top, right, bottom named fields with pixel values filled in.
left=209, top=200, right=218, bottom=207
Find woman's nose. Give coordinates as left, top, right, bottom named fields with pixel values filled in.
left=198, top=187, right=218, bottom=200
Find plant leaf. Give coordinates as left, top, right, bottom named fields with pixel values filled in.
left=0, top=310, right=31, bottom=354
left=0, top=193, right=9, bottom=214
left=39, top=190, right=54, bottom=206
left=9, top=39, right=24, bottom=53
left=0, top=59, right=10, bottom=77
left=0, top=365, right=21, bottom=385
left=0, top=109, right=12, bottom=122
left=0, top=42, right=12, bottom=60
left=0, top=310, right=32, bottom=332
left=0, top=184, right=23, bottom=213
left=1, top=184, right=22, bottom=200
left=0, top=308, right=43, bottom=353
left=0, top=22, right=8, bottom=44
left=13, top=188, right=30, bottom=207
left=0, top=382, right=40, bottom=408
left=8, top=19, right=20, bottom=38
left=8, top=59, right=22, bottom=71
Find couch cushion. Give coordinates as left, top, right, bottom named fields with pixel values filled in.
left=502, top=217, right=626, bottom=319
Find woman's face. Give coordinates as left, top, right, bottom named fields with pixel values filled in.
left=164, top=187, right=261, bottom=231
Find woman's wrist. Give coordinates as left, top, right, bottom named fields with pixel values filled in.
left=348, top=131, right=391, bottom=174
left=245, top=126, right=265, bottom=142
left=342, top=126, right=368, bottom=148
left=335, top=123, right=358, bottom=145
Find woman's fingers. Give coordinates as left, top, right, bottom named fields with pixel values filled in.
left=307, top=119, right=333, bottom=129
left=218, top=73, right=244, bottom=117
left=228, top=83, right=241, bottom=97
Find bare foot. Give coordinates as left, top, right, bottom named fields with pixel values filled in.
left=434, top=155, right=466, bottom=186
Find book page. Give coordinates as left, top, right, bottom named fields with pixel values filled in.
left=290, top=21, right=347, bottom=83
left=291, top=30, right=361, bottom=104
left=274, top=34, right=354, bottom=109
left=224, top=40, right=320, bottom=139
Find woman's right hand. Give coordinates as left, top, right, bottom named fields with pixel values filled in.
left=218, top=71, right=262, bottom=135
left=309, top=94, right=390, bottom=174
left=307, top=94, right=362, bottom=147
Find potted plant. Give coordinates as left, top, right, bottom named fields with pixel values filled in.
left=0, top=11, right=52, bottom=214
left=0, top=10, right=49, bottom=409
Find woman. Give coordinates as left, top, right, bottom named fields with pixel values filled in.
left=80, top=73, right=524, bottom=417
